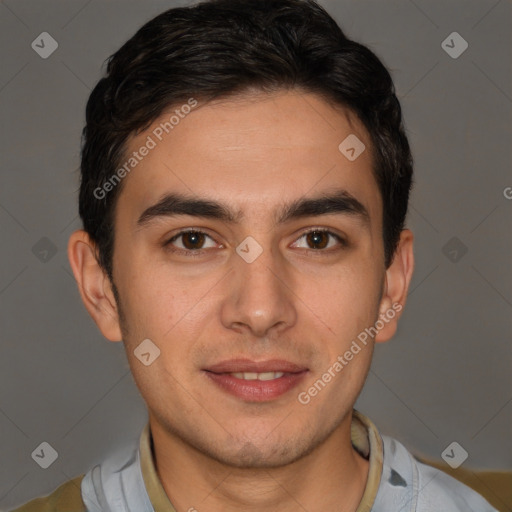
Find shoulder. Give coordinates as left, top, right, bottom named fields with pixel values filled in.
left=8, top=475, right=86, bottom=512
left=413, top=457, right=498, bottom=511
left=376, top=435, right=498, bottom=511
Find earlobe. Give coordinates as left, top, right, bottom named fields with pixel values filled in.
left=374, top=229, right=414, bottom=343
left=67, top=230, right=123, bottom=342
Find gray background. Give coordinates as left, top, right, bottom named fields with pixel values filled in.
left=0, top=0, right=511, bottom=510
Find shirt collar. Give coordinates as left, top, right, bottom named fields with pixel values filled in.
left=139, top=408, right=383, bottom=511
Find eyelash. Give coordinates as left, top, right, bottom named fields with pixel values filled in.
left=163, top=228, right=348, bottom=257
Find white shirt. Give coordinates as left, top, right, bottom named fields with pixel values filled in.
left=80, top=409, right=499, bottom=512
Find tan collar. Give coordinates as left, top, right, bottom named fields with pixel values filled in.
left=140, top=409, right=383, bottom=512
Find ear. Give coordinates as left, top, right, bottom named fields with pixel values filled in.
left=374, top=229, right=414, bottom=343
left=67, top=229, right=123, bottom=342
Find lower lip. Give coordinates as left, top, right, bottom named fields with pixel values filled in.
left=204, top=371, right=308, bottom=402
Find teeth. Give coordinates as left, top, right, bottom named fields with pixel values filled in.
left=230, top=372, right=285, bottom=381
left=257, top=371, right=284, bottom=380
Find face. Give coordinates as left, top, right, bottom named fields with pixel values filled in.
left=106, top=90, right=391, bottom=467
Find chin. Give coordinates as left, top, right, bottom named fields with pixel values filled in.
left=211, top=441, right=306, bottom=469
left=203, top=427, right=327, bottom=470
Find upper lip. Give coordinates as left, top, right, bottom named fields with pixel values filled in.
left=204, top=359, right=308, bottom=374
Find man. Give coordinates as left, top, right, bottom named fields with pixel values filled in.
left=12, top=0, right=498, bottom=510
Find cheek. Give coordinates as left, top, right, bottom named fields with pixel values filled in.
left=117, top=264, right=218, bottom=357
left=113, top=261, right=176, bottom=341
left=299, top=262, right=381, bottom=338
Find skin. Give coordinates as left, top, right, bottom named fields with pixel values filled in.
left=68, top=90, right=414, bottom=512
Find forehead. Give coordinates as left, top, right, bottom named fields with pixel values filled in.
left=116, top=90, right=382, bottom=228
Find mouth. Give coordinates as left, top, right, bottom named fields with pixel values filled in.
left=203, top=359, right=309, bottom=402
left=227, top=371, right=286, bottom=380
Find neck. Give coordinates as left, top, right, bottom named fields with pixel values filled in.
left=150, top=412, right=370, bottom=512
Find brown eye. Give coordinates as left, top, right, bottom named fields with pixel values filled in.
left=181, top=231, right=206, bottom=250
left=165, top=230, right=218, bottom=254
left=306, top=231, right=329, bottom=249
left=292, top=229, right=347, bottom=252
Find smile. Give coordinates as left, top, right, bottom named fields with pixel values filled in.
left=229, top=372, right=285, bottom=380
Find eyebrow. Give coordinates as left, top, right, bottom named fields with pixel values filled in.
left=136, top=188, right=370, bottom=229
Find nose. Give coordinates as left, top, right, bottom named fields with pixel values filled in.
left=220, top=241, right=297, bottom=338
